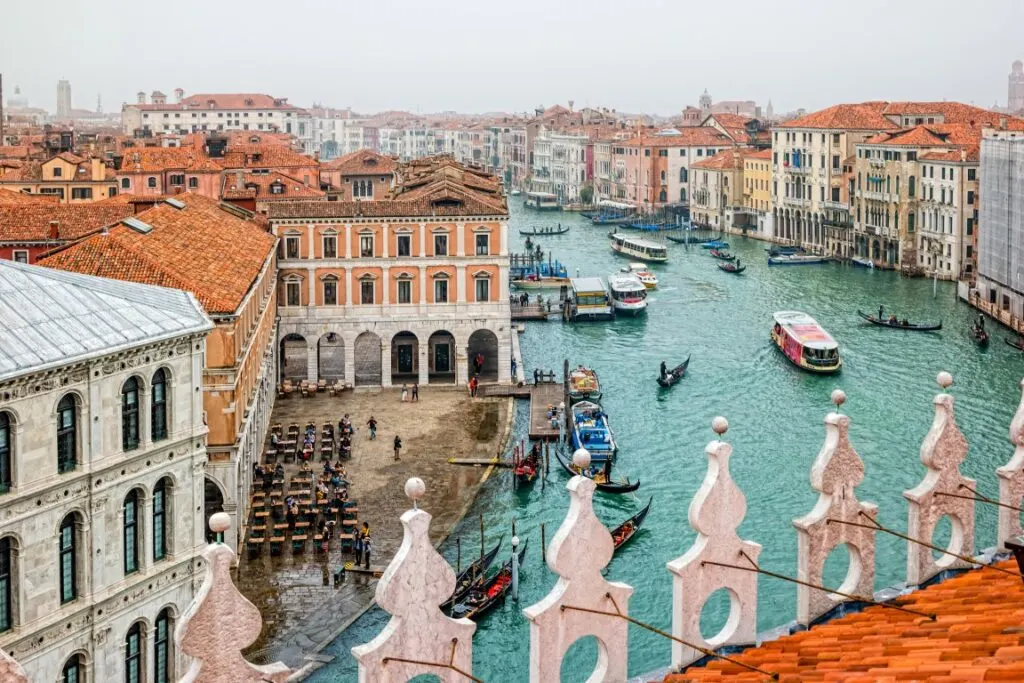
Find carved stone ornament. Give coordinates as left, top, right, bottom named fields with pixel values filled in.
left=175, top=513, right=291, bottom=682
left=523, top=448, right=633, bottom=682
left=667, top=417, right=761, bottom=667
left=997, top=378, right=1024, bottom=548
left=351, top=478, right=475, bottom=683
left=903, top=372, right=974, bottom=586
left=792, top=390, right=877, bottom=626
left=0, top=648, right=28, bottom=682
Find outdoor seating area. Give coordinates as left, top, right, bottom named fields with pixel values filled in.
left=278, top=378, right=352, bottom=398
left=246, top=421, right=359, bottom=558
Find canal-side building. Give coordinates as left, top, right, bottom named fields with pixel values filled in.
left=267, top=156, right=511, bottom=387
left=968, top=129, right=1024, bottom=327
left=0, top=260, right=212, bottom=683
left=319, top=149, right=397, bottom=201
left=741, top=148, right=773, bottom=238
left=38, top=194, right=279, bottom=550
left=690, top=149, right=746, bottom=230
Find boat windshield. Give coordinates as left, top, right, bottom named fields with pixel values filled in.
left=577, top=292, right=607, bottom=306
left=802, top=346, right=839, bottom=366
left=644, top=245, right=667, bottom=258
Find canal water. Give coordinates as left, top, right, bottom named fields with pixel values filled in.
left=309, top=203, right=1024, bottom=681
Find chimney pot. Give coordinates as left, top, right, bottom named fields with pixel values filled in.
left=49, top=221, right=60, bottom=239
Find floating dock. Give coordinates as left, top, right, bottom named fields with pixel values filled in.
left=479, top=382, right=565, bottom=441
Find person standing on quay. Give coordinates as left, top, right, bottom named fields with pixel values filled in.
left=401, top=384, right=408, bottom=402
left=362, top=534, right=372, bottom=569
left=366, top=415, right=377, bottom=440
left=412, top=383, right=419, bottom=401
left=393, top=435, right=402, bottom=461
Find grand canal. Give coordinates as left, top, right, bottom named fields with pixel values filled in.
left=310, top=203, right=1024, bottom=681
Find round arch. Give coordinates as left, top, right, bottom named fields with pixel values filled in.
left=427, top=330, right=456, bottom=384
left=391, top=331, right=419, bottom=382
left=203, top=476, right=225, bottom=542
left=317, top=332, right=345, bottom=383
left=353, top=331, right=382, bottom=386
left=468, top=329, right=499, bottom=382
left=280, top=333, right=308, bottom=382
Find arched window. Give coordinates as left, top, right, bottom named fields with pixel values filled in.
left=124, top=491, right=139, bottom=575
left=147, top=177, right=157, bottom=188
left=59, top=514, right=77, bottom=603
left=61, top=654, right=82, bottom=683
left=125, top=622, right=143, bottom=683
left=151, top=369, right=168, bottom=441
left=57, top=395, right=77, bottom=473
left=679, top=168, right=688, bottom=183
left=153, top=479, right=168, bottom=561
left=0, top=412, right=11, bottom=492
left=122, top=378, right=140, bottom=451
left=154, top=609, right=172, bottom=683
left=0, top=537, right=12, bottom=632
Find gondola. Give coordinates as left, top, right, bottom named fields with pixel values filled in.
left=665, top=234, right=690, bottom=244
left=440, top=537, right=503, bottom=614
left=856, top=310, right=942, bottom=331
left=709, top=249, right=735, bottom=261
left=1007, top=337, right=1024, bottom=351
left=514, top=448, right=541, bottom=484
left=969, top=325, right=990, bottom=347
left=449, top=540, right=528, bottom=621
left=553, top=448, right=640, bottom=494
left=519, top=226, right=570, bottom=237
left=657, top=355, right=690, bottom=388
left=718, top=262, right=746, bottom=274
left=610, top=497, right=652, bottom=553
left=701, top=239, right=729, bottom=249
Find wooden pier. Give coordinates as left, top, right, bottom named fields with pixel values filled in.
left=511, top=303, right=558, bottom=321
left=479, top=382, right=565, bottom=441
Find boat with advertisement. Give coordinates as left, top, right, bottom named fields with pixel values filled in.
left=563, top=277, right=614, bottom=321
left=568, top=366, right=602, bottom=403
left=771, top=311, right=842, bottom=374
left=569, top=400, right=617, bottom=462
left=622, top=263, right=658, bottom=289
left=609, top=233, right=668, bottom=262
left=607, top=271, right=648, bottom=315
left=524, top=191, right=559, bottom=210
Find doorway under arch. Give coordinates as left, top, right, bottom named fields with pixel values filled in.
left=280, top=333, right=308, bottom=381
left=391, top=331, right=419, bottom=383
left=427, top=330, right=456, bottom=384
left=317, top=333, right=345, bottom=383
left=354, top=331, right=382, bottom=386
left=468, top=329, right=499, bottom=382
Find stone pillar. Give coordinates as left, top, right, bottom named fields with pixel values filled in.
left=499, top=218, right=508, bottom=255
left=418, top=345, right=430, bottom=386
left=307, top=340, right=319, bottom=382
left=456, top=265, right=467, bottom=303
left=456, top=345, right=468, bottom=387
left=307, top=266, right=316, bottom=306
left=345, top=267, right=353, bottom=306
left=418, top=266, right=427, bottom=309
left=381, top=223, right=389, bottom=258
left=381, top=266, right=390, bottom=305
left=456, top=222, right=465, bottom=257
left=343, top=333, right=357, bottom=387
left=499, top=265, right=510, bottom=301
left=344, top=223, right=352, bottom=258
left=419, top=222, right=427, bottom=257
left=381, top=341, right=392, bottom=387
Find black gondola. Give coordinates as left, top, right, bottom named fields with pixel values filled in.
left=657, top=355, right=690, bottom=388
left=610, top=498, right=652, bottom=553
left=440, top=537, right=503, bottom=613
left=856, top=310, right=942, bottom=331
left=709, top=249, right=735, bottom=261
left=552, top=448, right=640, bottom=494
left=1007, top=337, right=1024, bottom=351
left=519, top=226, right=570, bottom=236
left=717, top=262, right=746, bottom=275
left=969, top=325, right=990, bottom=347
left=449, top=540, right=529, bottom=621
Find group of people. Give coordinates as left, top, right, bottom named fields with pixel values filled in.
left=353, top=521, right=372, bottom=569
left=400, top=384, right=419, bottom=402
left=877, top=305, right=909, bottom=327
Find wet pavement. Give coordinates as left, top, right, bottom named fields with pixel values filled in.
left=235, top=386, right=511, bottom=667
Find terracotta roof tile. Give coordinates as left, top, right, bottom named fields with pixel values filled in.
left=621, top=128, right=736, bottom=148
left=0, top=204, right=133, bottom=243
left=220, top=144, right=316, bottom=171
left=320, top=149, right=397, bottom=175
left=39, top=193, right=275, bottom=314
left=222, top=171, right=325, bottom=200
left=780, top=102, right=898, bottom=130
left=132, top=93, right=299, bottom=111
left=663, top=560, right=1024, bottom=682
left=0, top=189, right=60, bottom=205
left=744, top=148, right=772, bottom=160
left=692, top=149, right=748, bottom=170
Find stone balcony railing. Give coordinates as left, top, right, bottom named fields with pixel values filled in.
left=8, top=371, right=1024, bottom=681
left=821, top=199, right=849, bottom=212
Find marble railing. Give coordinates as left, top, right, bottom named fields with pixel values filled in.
left=5, top=371, right=1023, bottom=682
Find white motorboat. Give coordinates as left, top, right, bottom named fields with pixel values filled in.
left=622, top=262, right=658, bottom=289
left=609, top=233, right=668, bottom=262
left=608, top=272, right=648, bottom=315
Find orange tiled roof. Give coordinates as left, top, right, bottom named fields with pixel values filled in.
left=665, top=559, right=1024, bottom=682
left=0, top=204, right=133, bottom=243
left=744, top=148, right=772, bottom=160
left=780, top=102, right=898, bottom=130
left=220, top=144, right=317, bottom=171
left=118, top=147, right=223, bottom=174
left=882, top=101, right=1016, bottom=126
left=708, top=113, right=753, bottom=128
left=621, top=128, right=736, bottom=148
left=52, top=152, right=85, bottom=165
left=39, top=193, right=275, bottom=314
left=692, top=149, right=748, bottom=170
left=0, top=189, right=60, bottom=205
left=132, top=93, right=298, bottom=111
left=0, top=146, right=32, bottom=160
left=321, top=149, right=397, bottom=175
left=222, top=171, right=325, bottom=201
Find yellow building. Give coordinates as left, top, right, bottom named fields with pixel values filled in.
left=691, top=149, right=746, bottom=232
left=0, top=152, right=118, bottom=202
left=742, top=148, right=773, bottom=237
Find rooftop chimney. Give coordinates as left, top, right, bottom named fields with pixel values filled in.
left=48, top=221, right=59, bottom=240
left=1001, top=117, right=1009, bottom=130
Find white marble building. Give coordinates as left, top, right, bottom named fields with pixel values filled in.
left=0, top=261, right=212, bottom=683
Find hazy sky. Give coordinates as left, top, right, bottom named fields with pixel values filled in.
left=3, top=0, right=1023, bottom=117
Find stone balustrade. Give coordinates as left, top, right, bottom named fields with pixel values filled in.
left=5, top=371, right=1024, bottom=682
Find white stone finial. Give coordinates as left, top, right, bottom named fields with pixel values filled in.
left=712, top=416, right=728, bottom=435
left=793, top=407, right=877, bottom=626
left=0, top=650, right=28, bottom=683
left=668, top=427, right=760, bottom=667
left=572, top=447, right=591, bottom=469
left=512, top=535, right=520, bottom=548
left=997, top=378, right=1024, bottom=548
left=176, top=517, right=291, bottom=682
left=937, top=371, right=953, bottom=390
left=904, top=382, right=974, bottom=586
left=353, top=505, right=475, bottom=682
left=524, top=473, right=633, bottom=682
left=831, top=388, right=846, bottom=409
left=405, top=477, right=425, bottom=509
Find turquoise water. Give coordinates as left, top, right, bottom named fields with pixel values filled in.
left=309, top=204, right=1024, bottom=681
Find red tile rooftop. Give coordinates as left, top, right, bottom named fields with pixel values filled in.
left=320, top=149, right=397, bottom=175
left=780, top=102, right=898, bottom=130
left=662, top=559, right=1024, bottom=682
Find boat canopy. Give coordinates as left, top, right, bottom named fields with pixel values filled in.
left=571, top=277, right=607, bottom=294
left=526, top=191, right=557, bottom=199
left=598, top=200, right=635, bottom=210
left=772, top=311, right=837, bottom=350
left=608, top=273, right=646, bottom=293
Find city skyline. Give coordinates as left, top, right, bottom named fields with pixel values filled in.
left=2, top=0, right=1023, bottom=116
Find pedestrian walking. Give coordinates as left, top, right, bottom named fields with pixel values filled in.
left=366, top=416, right=377, bottom=440
left=412, top=383, right=419, bottom=401
left=393, top=435, right=402, bottom=461
left=353, top=530, right=363, bottom=563
left=511, top=357, right=517, bottom=376
left=363, top=535, right=372, bottom=569
left=533, top=368, right=540, bottom=385
left=401, top=384, right=408, bottom=402
left=469, top=376, right=478, bottom=398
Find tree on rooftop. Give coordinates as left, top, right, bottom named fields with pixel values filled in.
left=580, top=184, right=594, bottom=205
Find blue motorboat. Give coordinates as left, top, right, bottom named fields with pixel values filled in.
left=701, top=239, right=729, bottom=249
left=569, top=400, right=617, bottom=462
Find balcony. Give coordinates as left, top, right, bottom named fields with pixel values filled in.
left=786, top=197, right=811, bottom=208
left=786, top=164, right=811, bottom=176
left=822, top=199, right=849, bottom=212
left=861, top=190, right=893, bottom=202
left=869, top=159, right=885, bottom=168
